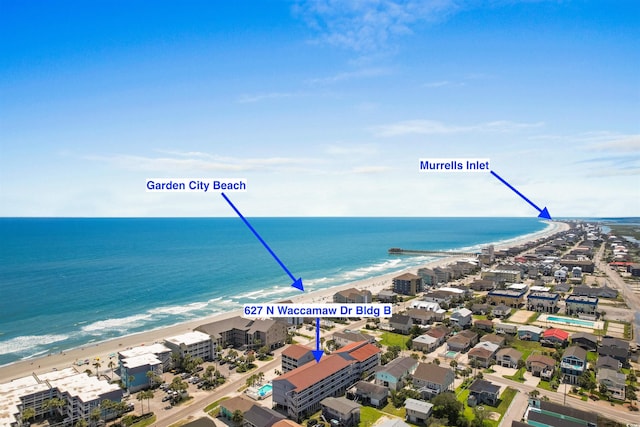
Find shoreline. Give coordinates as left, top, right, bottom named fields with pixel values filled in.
left=0, top=220, right=569, bottom=382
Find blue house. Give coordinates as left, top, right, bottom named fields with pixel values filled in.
left=517, top=325, right=543, bottom=342
left=374, top=356, right=418, bottom=391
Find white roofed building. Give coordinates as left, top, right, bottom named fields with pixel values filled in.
left=0, top=368, right=123, bottom=427
left=164, top=330, right=213, bottom=362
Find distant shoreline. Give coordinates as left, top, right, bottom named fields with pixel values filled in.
left=0, top=220, right=568, bottom=382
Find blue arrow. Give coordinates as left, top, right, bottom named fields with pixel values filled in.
left=312, top=317, right=324, bottom=362
left=221, top=193, right=304, bottom=291
left=490, top=171, right=552, bottom=219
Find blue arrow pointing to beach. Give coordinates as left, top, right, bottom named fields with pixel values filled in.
left=490, top=171, right=552, bottom=219
left=312, top=317, right=324, bottom=362
left=221, top=193, right=304, bottom=291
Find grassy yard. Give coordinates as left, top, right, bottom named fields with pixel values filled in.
left=586, top=351, right=598, bottom=364
left=538, top=380, right=555, bottom=391
left=503, top=367, right=526, bottom=383
left=381, top=402, right=407, bottom=418
left=131, top=415, right=156, bottom=427
left=380, top=332, right=410, bottom=350
left=204, top=396, right=230, bottom=414
left=360, top=406, right=385, bottom=427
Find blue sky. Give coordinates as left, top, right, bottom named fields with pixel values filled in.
left=1, top=0, right=638, bottom=217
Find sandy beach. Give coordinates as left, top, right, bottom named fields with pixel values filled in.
left=0, top=220, right=569, bottom=383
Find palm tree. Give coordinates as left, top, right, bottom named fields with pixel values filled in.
left=145, top=390, right=154, bottom=413
left=90, top=408, right=101, bottom=427
left=107, top=360, right=116, bottom=380
left=43, top=398, right=65, bottom=418
left=528, top=389, right=540, bottom=399
left=127, top=375, right=135, bottom=391
left=21, top=407, right=36, bottom=426
left=136, top=391, right=146, bottom=414
left=146, top=370, right=157, bottom=388
left=93, top=359, right=102, bottom=378
left=231, top=409, right=243, bottom=425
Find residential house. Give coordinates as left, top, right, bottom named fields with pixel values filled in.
left=417, top=267, right=437, bottom=287
left=332, top=331, right=376, bottom=348
left=524, top=399, right=597, bottom=427
left=487, top=289, right=526, bottom=308
left=433, top=266, right=454, bottom=283
left=470, top=280, right=495, bottom=292
left=468, top=342, right=500, bottom=368
left=406, top=308, right=436, bottom=325
left=320, top=397, right=360, bottom=427
left=272, top=341, right=380, bottom=421
left=374, top=356, right=418, bottom=391
left=492, top=304, right=511, bottom=318
left=393, top=273, right=423, bottom=296
left=570, top=332, right=598, bottom=351
left=405, top=398, right=433, bottom=425
left=281, top=344, right=315, bottom=373
left=450, top=308, right=472, bottom=328
left=348, top=381, right=388, bottom=407
left=596, top=355, right=621, bottom=371
left=471, top=303, right=490, bottom=315
left=412, top=334, right=439, bottom=353
left=389, top=314, right=413, bottom=335
left=496, top=348, right=522, bottom=369
left=333, top=288, right=372, bottom=304
left=560, top=346, right=587, bottom=384
left=422, top=290, right=456, bottom=305
left=243, top=405, right=286, bottom=427
left=376, top=290, right=397, bottom=303
left=598, top=337, right=630, bottom=366
left=597, top=368, right=626, bottom=401
left=565, top=295, right=599, bottom=317
left=474, top=319, right=494, bottom=332
left=480, top=333, right=505, bottom=347
left=219, top=396, right=255, bottom=421
left=559, top=259, right=595, bottom=274
left=517, top=325, right=543, bottom=342
left=446, top=330, right=478, bottom=353
left=411, top=363, right=455, bottom=399
left=526, top=292, right=560, bottom=313
left=424, top=325, right=451, bottom=347
left=481, top=269, right=522, bottom=284
left=526, top=354, right=555, bottom=380
left=540, top=328, right=569, bottom=347
left=494, top=322, right=518, bottom=335
left=468, top=379, right=500, bottom=406
left=196, top=316, right=288, bottom=351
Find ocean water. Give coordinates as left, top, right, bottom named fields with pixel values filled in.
left=0, top=217, right=548, bottom=366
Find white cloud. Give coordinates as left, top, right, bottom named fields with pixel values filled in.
left=236, top=92, right=304, bottom=104
left=294, top=0, right=459, bottom=53
left=371, top=119, right=544, bottom=137
left=86, top=152, right=316, bottom=173
left=306, top=67, right=392, bottom=84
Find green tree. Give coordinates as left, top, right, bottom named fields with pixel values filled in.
left=528, top=389, right=540, bottom=399
left=431, top=392, right=463, bottom=427
left=75, top=419, right=88, bottom=427
left=108, top=360, right=116, bottom=380
left=90, top=408, right=101, bottom=426
left=231, top=409, right=244, bottom=425
left=471, top=406, right=488, bottom=427
left=93, top=359, right=102, bottom=377
left=21, top=407, right=36, bottom=425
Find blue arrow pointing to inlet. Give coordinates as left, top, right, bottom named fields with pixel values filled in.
left=490, top=171, right=552, bottom=219
left=221, top=193, right=304, bottom=291
left=312, top=317, right=324, bottom=363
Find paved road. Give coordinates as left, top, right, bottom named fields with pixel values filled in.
left=487, top=373, right=640, bottom=426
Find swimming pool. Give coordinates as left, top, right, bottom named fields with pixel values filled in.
left=545, top=316, right=595, bottom=328
left=258, top=383, right=272, bottom=397
left=445, top=350, right=458, bottom=358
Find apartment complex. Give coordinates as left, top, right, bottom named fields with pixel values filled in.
left=486, top=289, right=526, bottom=307
left=272, top=341, right=380, bottom=421
left=0, top=368, right=123, bottom=427
left=164, top=331, right=214, bottom=362
left=281, top=344, right=315, bottom=373
left=392, top=273, right=423, bottom=296
left=526, top=292, right=560, bottom=313
left=196, top=316, right=288, bottom=351
left=565, top=295, right=598, bottom=317
left=333, top=288, right=372, bottom=303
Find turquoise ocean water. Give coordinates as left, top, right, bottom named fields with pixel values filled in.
left=0, top=217, right=548, bottom=366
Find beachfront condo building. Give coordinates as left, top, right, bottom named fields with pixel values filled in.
left=120, top=353, right=163, bottom=392
left=195, top=316, right=288, bottom=351
left=0, top=367, right=123, bottom=427
left=281, top=344, right=316, bottom=373
left=272, top=341, right=380, bottom=421
left=164, top=330, right=214, bottom=362
left=392, top=273, right=423, bottom=296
